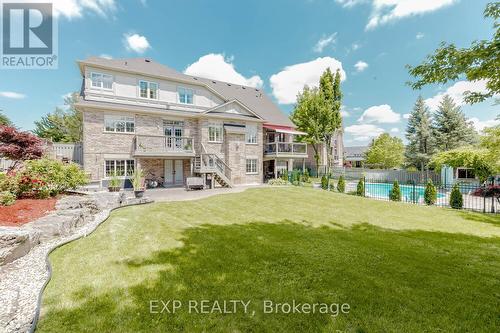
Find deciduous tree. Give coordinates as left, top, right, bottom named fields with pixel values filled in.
left=365, top=133, right=404, bottom=169
left=407, top=3, right=500, bottom=104
left=0, top=125, right=44, bottom=168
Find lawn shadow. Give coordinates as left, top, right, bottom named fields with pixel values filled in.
left=458, top=211, right=500, bottom=226
left=37, top=221, right=500, bottom=333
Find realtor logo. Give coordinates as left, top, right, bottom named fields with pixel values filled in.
left=0, top=1, right=58, bottom=69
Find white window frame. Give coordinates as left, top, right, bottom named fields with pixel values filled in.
left=178, top=86, right=194, bottom=104
left=456, top=168, right=475, bottom=180
left=104, top=159, right=135, bottom=178
left=104, top=115, right=135, bottom=133
left=90, top=72, right=113, bottom=90
left=245, top=124, right=258, bottom=144
left=246, top=158, right=258, bottom=174
left=139, top=80, right=158, bottom=99
left=208, top=122, right=223, bottom=143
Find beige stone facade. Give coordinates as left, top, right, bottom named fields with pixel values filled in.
left=82, top=108, right=264, bottom=187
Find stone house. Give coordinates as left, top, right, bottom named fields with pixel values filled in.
left=76, top=57, right=340, bottom=188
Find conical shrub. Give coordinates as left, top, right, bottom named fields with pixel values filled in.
left=389, top=180, right=402, bottom=201
left=424, top=179, right=437, bottom=205
left=337, top=175, right=345, bottom=193
left=450, top=184, right=463, bottom=209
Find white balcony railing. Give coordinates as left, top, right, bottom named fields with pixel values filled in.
left=134, top=135, right=194, bottom=155
left=264, top=142, right=307, bottom=156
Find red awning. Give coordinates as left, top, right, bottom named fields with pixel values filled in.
left=263, top=124, right=306, bottom=135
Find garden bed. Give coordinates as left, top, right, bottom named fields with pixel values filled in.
left=0, top=197, right=57, bottom=226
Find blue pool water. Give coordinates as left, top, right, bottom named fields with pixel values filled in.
left=365, top=183, right=444, bottom=202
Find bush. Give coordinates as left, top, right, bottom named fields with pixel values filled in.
left=301, top=169, right=310, bottom=183
left=321, top=175, right=328, bottom=190
left=0, top=191, right=15, bottom=206
left=21, top=158, right=88, bottom=196
left=0, top=171, right=19, bottom=194
left=356, top=178, right=365, bottom=196
left=424, top=180, right=437, bottom=205
left=291, top=170, right=300, bottom=185
left=389, top=180, right=402, bottom=201
left=450, top=184, right=463, bottom=209
left=337, top=175, right=345, bottom=193
left=281, top=171, right=289, bottom=182
left=268, top=178, right=288, bottom=186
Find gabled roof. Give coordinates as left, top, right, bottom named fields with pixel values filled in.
left=78, top=57, right=294, bottom=126
left=203, top=100, right=263, bottom=120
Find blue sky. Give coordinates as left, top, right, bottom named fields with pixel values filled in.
left=0, top=0, right=498, bottom=145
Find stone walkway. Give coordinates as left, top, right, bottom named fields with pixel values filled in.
left=0, top=192, right=151, bottom=333
left=145, top=184, right=265, bottom=202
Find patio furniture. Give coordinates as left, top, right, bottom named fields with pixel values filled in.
left=186, top=177, right=204, bottom=190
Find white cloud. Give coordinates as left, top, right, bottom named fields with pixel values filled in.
left=424, top=80, right=490, bottom=110
left=345, top=124, right=384, bottom=141
left=336, top=0, right=458, bottom=30
left=340, top=106, right=350, bottom=117
left=184, top=54, right=263, bottom=88
left=99, top=54, right=113, bottom=59
left=416, top=32, right=425, bottom=39
left=358, top=104, right=401, bottom=123
left=354, top=60, right=368, bottom=72
left=403, top=113, right=410, bottom=119
left=313, top=33, right=337, bottom=53
left=469, top=117, right=500, bottom=132
left=123, top=33, right=151, bottom=54
left=0, top=91, right=26, bottom=99
left=390, top=127, right=400, bottom=133
left=270, top=57, right=346, bottom=104
left=53, top=0, right=116, bottom=19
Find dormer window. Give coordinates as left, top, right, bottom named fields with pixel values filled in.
left=178, top=87, right=193, bottom=104
left=139, top=80, right=158, bottom=99
left=91, top=72, right=113, bottom=90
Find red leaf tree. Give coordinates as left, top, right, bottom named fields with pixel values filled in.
left=0, top=125, right=44, bottom=167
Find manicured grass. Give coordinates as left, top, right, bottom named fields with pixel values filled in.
left=38, top=187, right=500, bottom=332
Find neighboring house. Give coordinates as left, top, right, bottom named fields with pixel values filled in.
left=344, top=146, right=368, bottom=168
left=75, top=57, right=314, bottom=188
left=303, top=129, right=344, bottom=172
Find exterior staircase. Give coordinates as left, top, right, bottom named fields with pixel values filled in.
left=193, top=146, right=232, bottom=188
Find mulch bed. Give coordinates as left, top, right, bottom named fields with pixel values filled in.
left=0, top=197, right=58, bottom=227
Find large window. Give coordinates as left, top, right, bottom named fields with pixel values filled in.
left=104, top=115, right=135, bottom=133
left=208, top=122, right=223, bottom=142
left=246, top=124, right=257, bottom=144
left=139, top=80, right=158, bottom=99
left=246, top=159, right=258, bottom=174
left=105, top=160, right=135, bottom=177
left=91, top=72, right=113, bottom=90
left=178, top=87, right=194, bottom=104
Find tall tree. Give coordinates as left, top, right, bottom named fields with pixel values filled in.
left=405, top=96, right=436, bottom=171
left=433, top=95, right=478, bottom=151
left=365, top=133, right=405, bottom=169
left=291, top=86, right=324, bottom=172
left=480, top=122, right=500, bottom=174
left=0, top=112, right=11, bottom=126
left=318, top=68, right=342, bottom=175
left=407, top=3, right=500, bottom=104
left=33, top=92, right=82, bottom=142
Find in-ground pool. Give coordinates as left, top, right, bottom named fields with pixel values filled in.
left=365, top=182, right=445, bottom=202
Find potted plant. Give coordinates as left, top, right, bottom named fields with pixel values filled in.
left=132, top=169, right=145, bottom=198
left=108, top=172, right=121, bottom=192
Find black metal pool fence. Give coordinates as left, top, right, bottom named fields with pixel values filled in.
left=295, top=167, right=498, bottom=213
left=351, top=177, right=499, bottom=214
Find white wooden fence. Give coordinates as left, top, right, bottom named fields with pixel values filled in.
left=52, top=142, right=83, bottom=165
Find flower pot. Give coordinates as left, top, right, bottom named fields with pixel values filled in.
left=134, top=190, right=145, bottom=198
left=108, top=186, right=120, bottom=192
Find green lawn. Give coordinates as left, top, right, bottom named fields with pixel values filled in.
left=38, top=187, right=500, bottom=332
